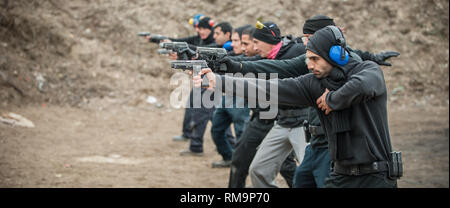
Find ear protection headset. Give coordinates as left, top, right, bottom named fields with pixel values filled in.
left=326, top=25, right=349, bottom=66
left=189, top=14, right=204, bottom=28
left=208, top=19, right=215, bottom=28
left=198, top=16, right=215, bottom=28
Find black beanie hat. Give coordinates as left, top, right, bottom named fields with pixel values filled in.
left=197, top=16, right=214, bottom=30
left=303, top=15, right=335, bottom=34
left=252, top=21, right=281, bottom=45
left=306, top=26, right=342, bottom=67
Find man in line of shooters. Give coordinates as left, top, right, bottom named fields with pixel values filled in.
left=140, top=16, right=250, bottom=167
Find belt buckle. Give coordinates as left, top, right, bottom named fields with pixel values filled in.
left=372, top=162, right=378, bottom=171
left=350, top=166, right=360, bottom=176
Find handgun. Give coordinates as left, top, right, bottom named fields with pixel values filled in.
left=196, top=47, right=228, bottom=72
left=170, top=60, right=210, bottom=88
left=137, top=32, right=169, bottom=43
left=160, top=42, right=196, bottom=60
left=157, top=49, right=170, bottom=55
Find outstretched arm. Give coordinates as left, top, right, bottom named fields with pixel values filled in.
left=220, top=54, right=309, bottom=78
left=351, top=48, right=400, bottom=66
left=193, top=68, right=317, bottom=108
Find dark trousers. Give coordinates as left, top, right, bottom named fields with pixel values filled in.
left=293, top=145, right=331, bottom=188
left=188, top=107, right=215, bottom=152
left=181, top=107, right=195, bottom=139
left=279, top=151, right=297, bottom=188
left=323, top=171, right=398, bottom=188
left=228, top=116, right=297, bottom=188
left=184, top=89, right=234, bottom=153
left=211, top=105, right=250, bottom=161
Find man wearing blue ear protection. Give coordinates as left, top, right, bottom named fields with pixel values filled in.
left=216, top=15, right=400, bottom=188
left=194, top=25, right=401, bottom=188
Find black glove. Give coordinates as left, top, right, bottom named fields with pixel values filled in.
left=218, top=56, right=241, bottom=73
left=373, top=51, right=400, bottom=66
left=178, top=48, right=196, bottom=60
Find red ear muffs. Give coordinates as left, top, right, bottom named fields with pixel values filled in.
left=209, top=20, right=215, bottom=27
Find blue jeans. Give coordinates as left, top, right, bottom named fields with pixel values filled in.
left=211, top=96, right=250, bottom=161
left=293, top=145, right=331, bottom=188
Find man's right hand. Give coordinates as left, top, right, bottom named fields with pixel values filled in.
left=193, top=68, right=216, bottom=90
left=169, top=52, right=178, bottom=60
left=144, top=36, right=171, bottom=43
left=219, top=57, right=241, bottom=73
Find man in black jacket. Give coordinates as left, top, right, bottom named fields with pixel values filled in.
left=218, top=15, right=399, bottom=187
left=167, top=14, right=210, bottom=143
left=222, top=15, right=399, bottom=188
left=176, top=16, right=222, bottom=156
left=240, top=24, right=310, bottom=187
left=221, top=15, right=377, bottom=188
left=195, top=26, right=400, bottom=188
left=225, top=21, right=305, bottom=188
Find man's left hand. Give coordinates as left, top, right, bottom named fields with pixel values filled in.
left=316, top=88, right=333, bottom=115
left=374, top=51, right=400, bottom=66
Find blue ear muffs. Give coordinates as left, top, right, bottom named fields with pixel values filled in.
left=223, top=41, right=233, bottom=51
left=329, top=45, right=349, bottom=66
left=326, top=25, right=349, bottom=66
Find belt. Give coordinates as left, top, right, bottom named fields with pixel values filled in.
left=251, top=110, right=275, bottom=124
left=279, top=109, right=308, bottom=118
left=258, top=118, right=275, bottom=124
left=333, top=161, right=389, bottom=176
left=308, top=125, right=325, bottom=136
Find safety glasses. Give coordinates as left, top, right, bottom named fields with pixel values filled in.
left=255, top=21, right=276, bottom=37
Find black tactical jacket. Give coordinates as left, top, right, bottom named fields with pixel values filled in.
left=218, top=57, right=393, bottom=166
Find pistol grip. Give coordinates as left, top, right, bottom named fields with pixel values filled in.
left=179, top=53, right=189, bottom=60
left=201, top=75, right=210, bottom=88
left=219, top=63, right=227, bottom=72
left=193, top=65, right=209, bottom=88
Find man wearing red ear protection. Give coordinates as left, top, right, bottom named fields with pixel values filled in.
left=196, top=16, right=216, bottom=47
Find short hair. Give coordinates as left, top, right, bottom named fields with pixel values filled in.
left=242, top=27, right=256, bottom=39
left=233, top=24, right=252, bottom=39
left=214, top=22, right=233, bottom=34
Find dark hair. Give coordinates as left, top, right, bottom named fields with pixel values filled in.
left=214, top=22, right=233, bottom=35
left=242, top=27, right=255, bottom=39
left=233, top=24, right=252, bottom=39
